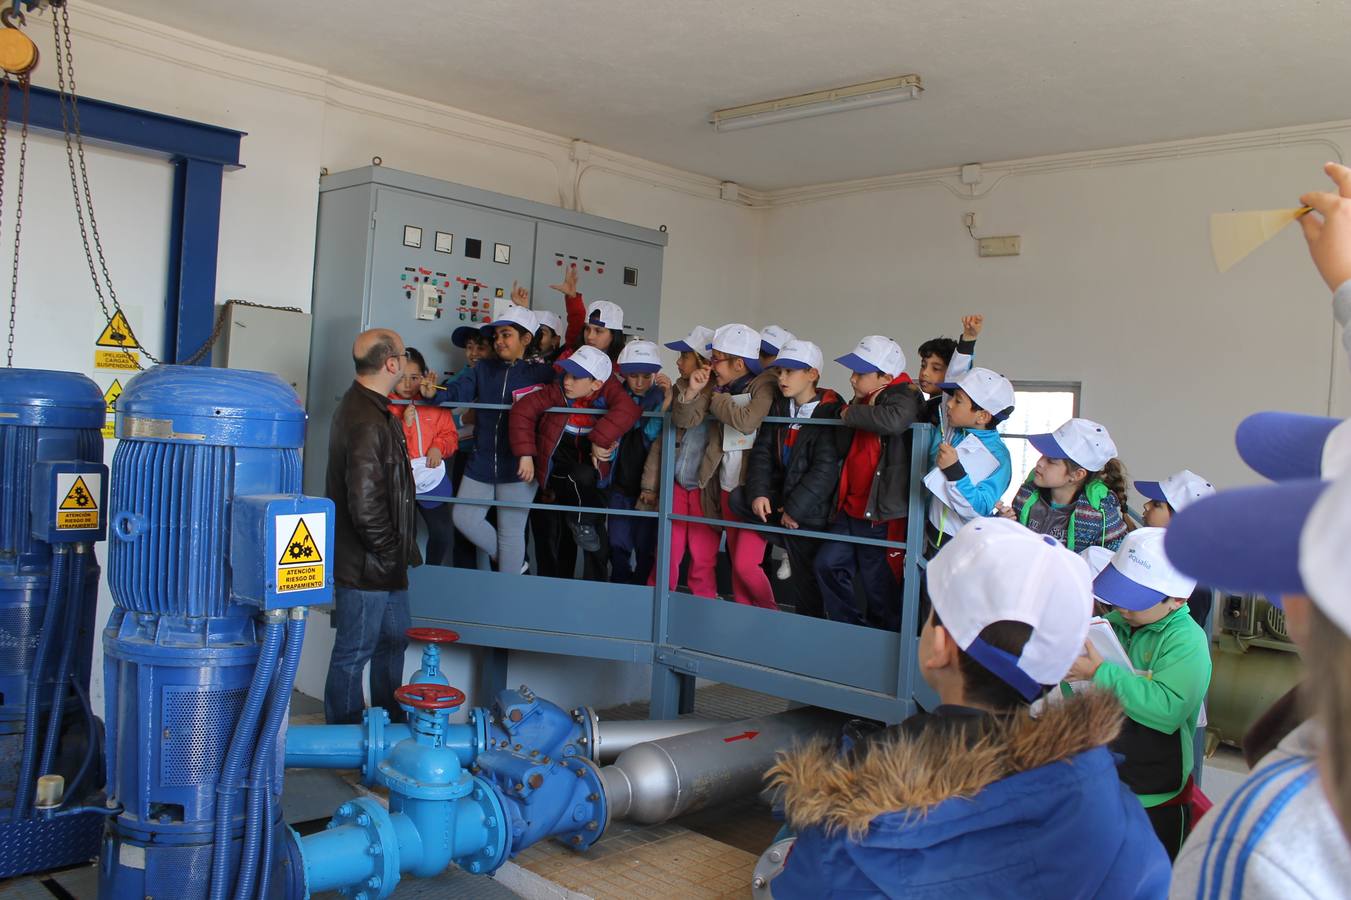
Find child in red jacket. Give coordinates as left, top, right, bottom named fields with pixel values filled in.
left=389, top=347, right=459, bottom=566
left=509, top=345, right=639, bottom=579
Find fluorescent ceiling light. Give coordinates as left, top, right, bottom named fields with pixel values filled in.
left=710, top=75, right=923, bottom=133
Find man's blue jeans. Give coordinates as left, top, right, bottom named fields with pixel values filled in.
left=324, top=587, right=410, bottom=725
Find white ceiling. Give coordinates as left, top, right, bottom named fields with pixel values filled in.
left=98, top=0, right=1351, bottom=191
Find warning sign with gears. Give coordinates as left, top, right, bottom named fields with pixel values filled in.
left=274, top=513, right=325, bottom=593
left=56, top=473, right=101, bottom=530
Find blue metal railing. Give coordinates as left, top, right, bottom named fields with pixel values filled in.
left=401, top=396, right=934, bottom=724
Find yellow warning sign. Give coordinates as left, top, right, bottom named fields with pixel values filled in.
left=101, top=380, right=122, bottom=439
left=94, top=311, right=142, bottom=371
left=97, top=311, right=138, bottom=348
left=276, top=516, right=324, bottom=593
left=56, top=474, right=100, bottom=530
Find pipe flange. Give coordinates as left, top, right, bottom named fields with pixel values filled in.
left=580, top=706, right=601, bottom=762
left=751, top=837, right=795, bottom=898
left=456, top=776, right=512, bottom=875
left=554, top=755, right=609, bottom=852
left=327, top=796, right=400, bottom=899
left=364, top=707, right=389, bottom=785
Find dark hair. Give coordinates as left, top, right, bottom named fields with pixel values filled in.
left=918, top=336, right=958, bottom=365
left=605, top=329, right=627, bottom=362
left=1065, top=457, right=1132, bottom=524
left=963, top=396, right=1000, bottom=431
left=1306, top=603, right=1351, bottom=834
left=354, top=333, right=399, bottom=375
left=404, top=346, right=428, bottom=375
left=931, top=609, right=1039, bottom=710
left=464, top=331, right=492, bottom=349
left=494, top=322, right=533, bottom=346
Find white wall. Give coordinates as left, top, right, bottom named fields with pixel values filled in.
left=758, top=130, right=1351, bottom=497
left=13, top=3, right=761, bottom=710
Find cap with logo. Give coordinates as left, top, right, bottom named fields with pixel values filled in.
left=1028, top=418, right=1118, bottom=471
left=536, top=309, right=565, bottom=337
left=708, top=324, right=764, bottom=374
left=665, top=325, right=714, bottom=356
left=586, top=300, right=624, bottom=331
left=772, top=339, right=823, bottom=372
left=483, top=303, right=539, bottom=337
left=558, top=345, right=613, bottom=383
left=1080, top=545, right=1115, bottom=580
left=939, top=367, right=1016, bottom=422
left=835, top=335, right=906, bottom=379
left=1092, top=527, right=1196, bottom=611
left=760, top=325, right=796, bottom=357
left=1134, top=469, right=1215, bottom=513
left=1235, top=411, right=1351, bottom=482
left=617, top=340, right=663, bottom=375
left=926, top=517, right=1093, bottom=701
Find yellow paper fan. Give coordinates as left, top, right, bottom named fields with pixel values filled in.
left=1210, top=207, right=1312, bottom=273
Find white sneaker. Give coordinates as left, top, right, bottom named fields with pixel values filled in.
left=776, top=556, right=792, bottom=580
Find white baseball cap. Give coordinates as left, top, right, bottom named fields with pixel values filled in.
left=927, top=517, right=1093, bottom=700
left=536, top=309, right=565, bottom=337
left=1028, top=418, right=1118, bottom=471
left=617, top=340, right=662, bottom=375
left=760, top=325, right=796, bottom=357
left=940, top=367, right=1016, bottom=422
left=835, top=335, right=905, bottom=379
left=1092, top=527, right=1196, bottom=611
left=1134, top=469, right=1216, bottom=513
left=665, top=325, right=714, bottom=356
left=558, top=345, right=613, bottom=383
left=708, top=323, right=764, bottom=373
left=586, top=300, right=624, bottom=331
left=485, top=302, right=539, bottom=336
left=772, top=339, right=823, bottom=372
left=1080, top=545, right=1116, bottom=580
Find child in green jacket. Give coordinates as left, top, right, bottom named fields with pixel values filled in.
left=1067, top=526, right=1212, bottom=859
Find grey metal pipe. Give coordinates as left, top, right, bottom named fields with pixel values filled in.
left=600, top=708, right=845, bottom=825
left=594, top=719, right=722, bottom=763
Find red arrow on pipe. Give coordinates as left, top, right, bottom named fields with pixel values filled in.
left=723, top=731, right=759, bottom=743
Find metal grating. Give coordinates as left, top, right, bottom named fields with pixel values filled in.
left=160, top=685, right=248, bottom=787
left=0, top=602, right=41, bottom=677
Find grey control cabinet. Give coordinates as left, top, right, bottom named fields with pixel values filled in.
left=304, top=166, right=667, bottom=494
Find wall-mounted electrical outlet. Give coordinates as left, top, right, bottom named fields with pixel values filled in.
left=963, top=211, right=977, bottom=230
left=978, top=235, right=1021, bottom=257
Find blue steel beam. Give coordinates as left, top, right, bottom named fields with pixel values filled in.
left=0, top=85, right=245, bottom=365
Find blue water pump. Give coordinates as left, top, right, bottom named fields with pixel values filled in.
left=0, top=369, right=109, bottom=878
left=98, top=365, right=332, bottom=900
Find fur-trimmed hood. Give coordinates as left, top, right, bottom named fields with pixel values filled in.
left=768, top=690, right=1124, bottom=840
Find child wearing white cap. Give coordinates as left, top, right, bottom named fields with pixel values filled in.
left=767, top=518, right=1168, bottom=898
left=999, top=417, right=1131, bottom=554
left=814, top=335, right=925, bottom=630
left=1134, top=468, right=1218, bottom=629
left=531, top=309, right=566, bottom=365
left=604, top=341, right=670, bottom=584
left=1066, top=527, right=1212, bottom=859
left=548, top=262, right=628, bottom=365
left=672, top=323, right=780, bottom=609
left=735, top=340, right=845, bottom=618
left=922, top=366, right=1015, bottom=547
left=508, top=345, right=639, bottom=574
left=758, top=324, right=796, bottom=371
left=916, top=313, right=983, bottom=419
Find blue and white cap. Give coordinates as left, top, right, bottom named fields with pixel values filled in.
left=927, top=517, right=1093, bottom=700
left=835, top=335, right=905, bottom=379
left=939, top=367, right=1016, bottom=422
left=485, top=303, right=539, bottom=336
left=1235, top=412, right=1351, bottom=482
left=617, top=340, right=662, bottom=375
left=760, top=325, right=796, bottom=357
left=586, top=300, right=624, bottom=331
left=709, top=323, right=764, bottom=374
left=536, top=309, right=565, bottom=337
left=1028, top=418, right=1117, bottom=471
left=1093, top=527, right=1196, bottom=611
left=1134, top=469, right=1215, bottom=513
left=558, top=345, right=613, bottom=382
left=772, top=339, right=823, bottom=372
left=665, top=325, right=714, bottom=356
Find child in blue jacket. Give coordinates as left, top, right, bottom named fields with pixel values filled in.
left=767, top=518, right=1169, bottom=899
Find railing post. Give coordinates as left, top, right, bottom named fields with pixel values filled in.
left=896, top=423, right=934, bottom=719
left=648, top=412, right=682, bottom=719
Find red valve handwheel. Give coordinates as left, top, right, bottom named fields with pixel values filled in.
left=394, top=683, right=466, bottom=710
left=406, top=627, right=460, bottom=644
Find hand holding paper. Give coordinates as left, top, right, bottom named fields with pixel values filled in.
left=1299, top=161, right=1351, bottom=290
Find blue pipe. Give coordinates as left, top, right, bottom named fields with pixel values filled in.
left=208, top=615, right=285, bottom=900
left=236, top=609, right=306, bottom=900
left=63, top=675, right=98, bottom=807
left=13, top=547, right=69, bottom=820
left=34, top=545, right=89, bottom=800
left=284, top=722, right=476, bottom=771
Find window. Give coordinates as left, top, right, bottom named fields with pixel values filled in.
left=997, top=381, right=1080, bottom=503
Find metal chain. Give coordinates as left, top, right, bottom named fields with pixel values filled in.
left=1, top=74, right=10, bottom=366
left=179, top=298, right=307, bottom=367
left=8, top=75, right=28, bottom=369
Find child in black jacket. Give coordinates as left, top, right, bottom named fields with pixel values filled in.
left=735, top=340, right=843, bottom=618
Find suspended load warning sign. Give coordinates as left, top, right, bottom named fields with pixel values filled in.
left=56, top=473, right=101, bottom=530
left=94, top=310, right=142, bottom=371
left=275, top=514, right=325, bottom=593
